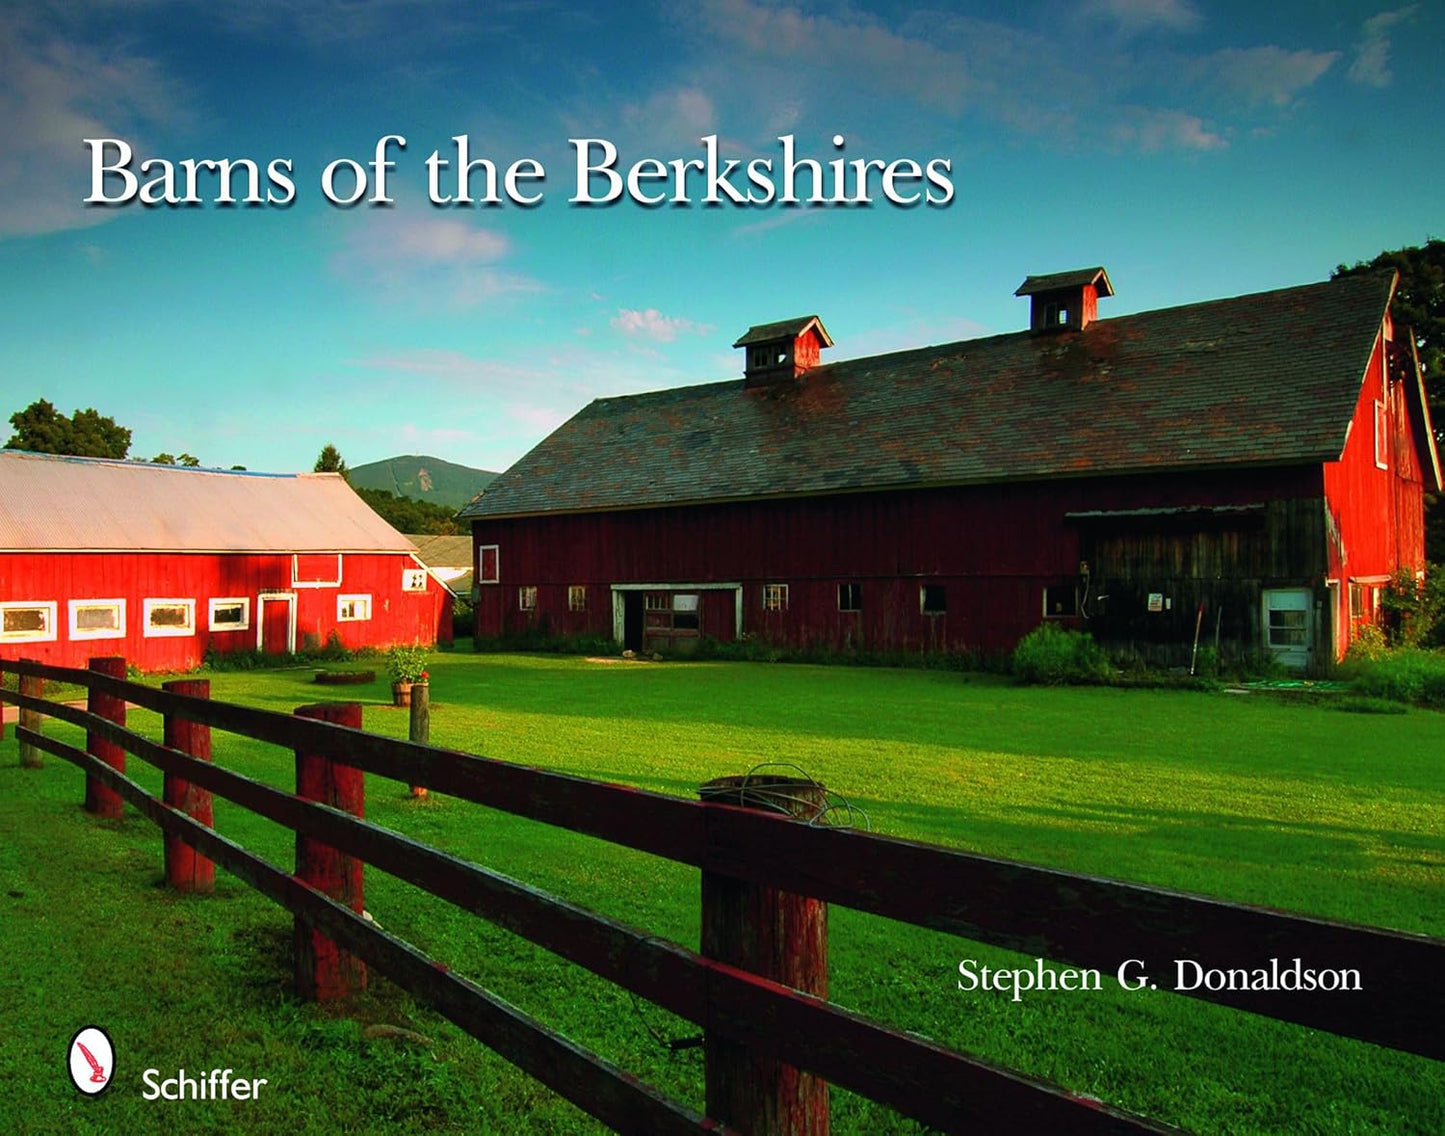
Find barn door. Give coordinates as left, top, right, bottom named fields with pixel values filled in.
left=258, top=593, right=295, bottom=655
left=1262, top=589, right=1311, bottom=670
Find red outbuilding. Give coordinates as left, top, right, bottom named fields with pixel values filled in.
left=460, top=269, right=1440, bottom=671
left=0, top=453, right=450, bottom=672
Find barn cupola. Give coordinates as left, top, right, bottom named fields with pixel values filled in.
left=1015, top=267, right=1114, bottom=333
left=733, top=315, right=834, bottom=388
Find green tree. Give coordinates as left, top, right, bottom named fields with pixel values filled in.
left=6, top=400, right=131, bottom=458
left=1335, top=239, right=1445, bottom=561
left=314, top=443, right=349, bottom=480
left=151, top=452, right=176, bottom=465
left=354, top=487, right=461, bottom=534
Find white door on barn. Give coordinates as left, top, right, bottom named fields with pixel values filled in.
left=1261, top=589, right=1312, bottom=670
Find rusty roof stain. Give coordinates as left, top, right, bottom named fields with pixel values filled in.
left=460, top=273, right=1395, bottom=521
left=0, top=452, right=417, bottom=553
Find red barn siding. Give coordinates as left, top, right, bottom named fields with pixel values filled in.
left=0, top=550, right=447, bottom=672
left=474, top=465, right=1326, bottom=656
left=1322, top=330, right=1429, bottom=656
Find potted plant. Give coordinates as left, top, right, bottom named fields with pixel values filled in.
left=385, top=644, right=429, bottom=707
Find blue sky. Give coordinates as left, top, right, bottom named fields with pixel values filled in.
left=1, top=1, right=1439, bottom=474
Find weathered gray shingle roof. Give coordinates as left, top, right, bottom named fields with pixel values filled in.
left=0, top=452, right=416, bottom=553
left=460, top=273, right=1395, bottom=521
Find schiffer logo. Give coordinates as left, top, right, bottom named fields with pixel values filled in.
left=67, top=1026, right=115, bottom=1096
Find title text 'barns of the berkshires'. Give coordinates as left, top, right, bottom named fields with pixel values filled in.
left=461, top=268, right=1439, bottom=671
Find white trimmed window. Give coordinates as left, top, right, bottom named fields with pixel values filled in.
left=337, top=594, right=372, bottom=622
left=568, top=585, right=586, bottom=612
left=209, top=597, right=251, bottom=631
left=69, top=599, right=125, bottom=641
left=144, top=598, right=196, bottom=637
left=763, top=583, right=788, bottom=612
left=837, top=583, right=862, bottom=612
left=1, top=601, right=58, bottom=643
left=402, top=568, right=428, bottom=592
left=478, top=545, right=500, bottom=584
left=519, top=585, right=537, bottom=611
left=1374, top=399, right=1388, bottom=470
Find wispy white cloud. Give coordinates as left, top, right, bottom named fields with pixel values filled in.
left=1111, top=108, right=1228, bottom=152
left=682, top=0, right=1360, bottom=157
left=610, top=308, right=713, bottom=342
left=0, top=12, right=187, bottom=238
left=1204, top=46, right=1339, bottom=108
left=331, top=213, right=540, bottom=309
left=1081, top=0, right=1202, bottom=36
left=1348, top=6, right=1417, bottom=88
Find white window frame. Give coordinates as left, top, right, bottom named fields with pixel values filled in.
left=1, top=601, right=58, bottom=643
left=519, top=585, right=537, bottom=611
left=568, top=585, right=587, bottom=612
left=143, top=598, right=197, bottom=638
left=762, top=583, right=788, bottom=612
left=478, top=544, right=500, bottom=584
left=1373, top=399, right=1388, bottom=470
left=402, top=568, right=428, bottom=593
left=336, top=594, right=372, bottom=622
left=837, top=583, right=862, bottom=612
left=291, top=553, right=343, bottom=588
left=69, top=599, right=126, bottom=641
left=208, top=597, right=251, bottom=631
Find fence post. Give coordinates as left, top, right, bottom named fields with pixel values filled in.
left=698, top=774, right=830, bottom=1135
left=162, top=679, right=215, bottom=892
left=84, top=657, right=128, bottom=817
left=293, top=701, right=367, bottom=1000
left=18, top=661, right=43, bottom=768
left=408, top=681, right=429, bottom=798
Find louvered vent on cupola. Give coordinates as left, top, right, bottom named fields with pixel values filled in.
left=733, top=315, right=834, bottom=388
left=1015, top=267, right=1114, bottom=332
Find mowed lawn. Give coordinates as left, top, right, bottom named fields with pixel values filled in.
left=1, top=651, right=1442, bottom=1134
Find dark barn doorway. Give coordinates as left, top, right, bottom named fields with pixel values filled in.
left=623, top=591, right=643, bottom=651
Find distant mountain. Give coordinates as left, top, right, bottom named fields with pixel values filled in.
left=349, top=454, right=497, bottom=509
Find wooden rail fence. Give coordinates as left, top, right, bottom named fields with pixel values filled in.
left=3, top=655, right=1442, bottom=1134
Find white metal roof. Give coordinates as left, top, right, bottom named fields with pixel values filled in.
left=0, top=451, right=417, bottom=554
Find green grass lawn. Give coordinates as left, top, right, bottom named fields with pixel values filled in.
left=1, top=650, right=1442, bottom=1134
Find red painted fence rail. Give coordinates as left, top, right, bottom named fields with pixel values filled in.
left=3, top=657, right=1442, bottom=1135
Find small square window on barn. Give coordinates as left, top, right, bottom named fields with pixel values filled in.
left=209, top=597, right=251, bottom=631
left=144, top=598, right=196, bottom=637
left=1043, top=585, right=1078, bottom=618
left=402, top=568, right=428, bottom=593
left=569, top=585, right=587, bottom=612
left=1, top=601, right=58, bottom=643
left=673, top=593, right=700, bottom=630
left=1374, top=399, right=1388, bottom=470
left=838, top=583, right=862, bottom=612
left=519, top=586, right=537, bottom=611
left=70, top=599, right=125, bottom=641
left=763, top=583, right=788, bottom=612
left=336, top=594, right=372, bottom=622
left=478, top=545, right=500, bottom=584
left=920, top=585, right=946, bottom=615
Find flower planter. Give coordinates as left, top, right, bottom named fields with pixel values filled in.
left=391, top=681, right=413, bottom=707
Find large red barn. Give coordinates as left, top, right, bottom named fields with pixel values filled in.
left=460, top=269, right=1439, bottom=671
left=0, top=452, right=450, bottom=672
